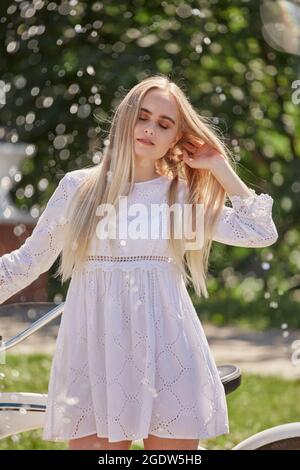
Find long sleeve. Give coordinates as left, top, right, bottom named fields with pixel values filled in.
left=0, top=171, right=74, bottom=304
left=212, top=188, right=279, bottom=247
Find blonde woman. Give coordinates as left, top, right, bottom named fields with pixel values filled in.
left=0, top=75, right=278, bottom=450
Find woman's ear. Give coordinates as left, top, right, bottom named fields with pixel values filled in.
left=178, top=130, right=183, bottom=141
left=174, top=130, right=183, bottom=146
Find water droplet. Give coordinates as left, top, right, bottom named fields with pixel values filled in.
left=66, top=396, right=79, bottom=406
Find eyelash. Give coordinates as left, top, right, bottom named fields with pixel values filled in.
left=138, top=117, right=169, bottom=130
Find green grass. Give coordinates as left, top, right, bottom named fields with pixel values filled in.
left=0, top=354, right=299, bottom=450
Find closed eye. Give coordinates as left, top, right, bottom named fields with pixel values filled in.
left=138, top=117, right=169, bottom=130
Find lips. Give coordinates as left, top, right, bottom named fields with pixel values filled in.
left=137, top=138, right=154, bottom=146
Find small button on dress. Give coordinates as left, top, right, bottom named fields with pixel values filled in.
left=0, top=168, right=279, bottom=443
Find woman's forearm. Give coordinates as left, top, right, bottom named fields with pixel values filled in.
left=210, top=156, right=254, bottom=199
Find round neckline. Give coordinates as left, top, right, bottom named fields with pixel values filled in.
left=133, top=175, right=166, bottom=185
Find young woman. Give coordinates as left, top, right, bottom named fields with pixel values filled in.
left=0, top=75, right=278, bottom=450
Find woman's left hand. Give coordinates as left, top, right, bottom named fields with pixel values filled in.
left=181, top=135, right=226, bottom=171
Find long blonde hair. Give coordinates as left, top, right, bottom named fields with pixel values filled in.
left=55, top=74, right=237, bottom=299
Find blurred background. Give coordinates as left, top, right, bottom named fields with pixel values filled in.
left=0, top=0, right=299, bottom=450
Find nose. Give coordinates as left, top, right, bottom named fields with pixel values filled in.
left=144, top=126, right=154, bottom=136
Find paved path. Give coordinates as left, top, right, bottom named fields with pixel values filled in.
left=1, top=313, right=300, bottom=380
left=203, top=322, right=300, bottom=380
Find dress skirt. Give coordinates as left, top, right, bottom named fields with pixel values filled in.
left=42, top=259, right=229, bottom=442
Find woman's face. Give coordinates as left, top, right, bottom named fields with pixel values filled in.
left=134, top=88, right=182, bottom=162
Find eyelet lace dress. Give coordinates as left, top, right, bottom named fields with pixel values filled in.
left=0, top=168, right=278, bottom=443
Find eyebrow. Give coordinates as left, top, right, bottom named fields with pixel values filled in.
left=140, top=107, right=176, bottom=125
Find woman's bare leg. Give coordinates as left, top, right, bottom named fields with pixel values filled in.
left=143, top=434, right=199, bottom=450
left=68, top=433, right=132, bottom=450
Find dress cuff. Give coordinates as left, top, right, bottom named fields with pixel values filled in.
left=227, top=188, right=274, bottom=221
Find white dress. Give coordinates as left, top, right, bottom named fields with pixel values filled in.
left=0, top=168, right=278, bottom=443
